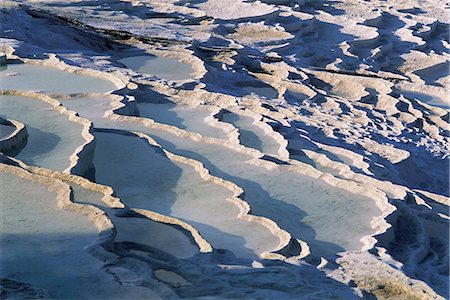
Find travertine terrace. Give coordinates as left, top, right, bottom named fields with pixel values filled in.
left=0, top=0, right=449, bottom=299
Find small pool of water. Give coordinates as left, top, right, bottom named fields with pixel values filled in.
left=242, top=85, right=278, bottom=99
left=59, top=96, right=113, bottom=121
left=0, top=63, right=117, bottom=94
left=118, top=55, right=194, bottom=81
left=221, top=111, right=282, bottom=157
left=0, top=123, right=16, bottom=139
left=0, top=95, right=87, bottom=172
left=71, top=183, right=199, bottom=258
left=138, top=103, right=229, bottom=139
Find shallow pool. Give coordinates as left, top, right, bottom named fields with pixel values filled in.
left=0, top=166, right=159, bottom=299
left=71, top=182, right=199, bottom=258
left=119, top=55, right=194, bottom=81
left=0, top=63, right=117, bottom=94
left=138, top=103, right=230, bottom=139
left=0, top=123, right=15, bottom=139
left=0, top=95, right=87, bottom=172
left=221, top=111, right=282, bottom=156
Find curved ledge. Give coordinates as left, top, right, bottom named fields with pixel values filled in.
left=107, top=92, right=395, bottom=258
left=130, top=208, right=212, bottom=253
left=94, top=127, right=300, bottom=259
left=224, top=107, right=290, bottom=159
left=6, top=152, right=210, bottom=255
left=131, top=130, right=302, bottom=260
left=112, top=95, right=410, bottom=264
left=0, top=117, right=28, bottom=155
left=0, top=90, right=95, bottom=176
left=253, top=158, right=397, bottom=254
left=0, top=160, right=116, bottom=256
left=11, top=54, right=128, bottom=92
left=211, top=109, right=241, bottom=143
left=106, top=94, right=264, bottom=158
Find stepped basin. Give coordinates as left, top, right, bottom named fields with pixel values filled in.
left=0, top=95, right=86, bottom=172
left=0, top=166, right=161, bottom=299
left=245, top=167, right=379, bottom=257
left=102, top=121, right=381, bottom=258
left=60, top=96, right=233, bottom=140
left=0, top=63, right=117, bottom=94
left=155, top=132, right=380, bottom=258
left=221, top=111, right=282, bottom=156
left=137, top=103, right=231, bottom=139
left=52, top=97, right=382, bottom=258
left=58, top=96, right=114, bottom=121
left=93, top=130, right=280, bottom=259
left=118, top=55, right=194, bottom=81
left=71, top=183, right=199, bottom=258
